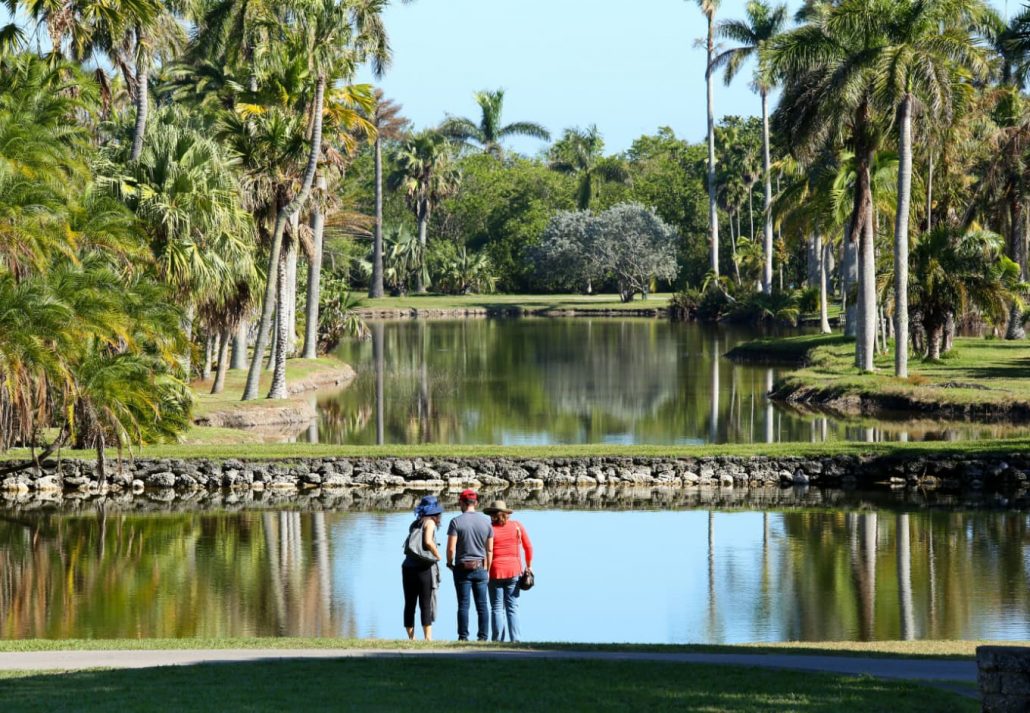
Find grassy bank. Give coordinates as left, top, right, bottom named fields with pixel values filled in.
left=733, top=334, right=1030, bottom=420
left=7, top=437, right=1030, bottom=462
left=0, top=657, right=975, bottom=713
left=0, top=637, right=1014, bottom=659
left=355, top=292, right=673, bottom=314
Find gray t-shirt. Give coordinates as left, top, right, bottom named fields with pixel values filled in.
left=447, top=511, right=493, bottom=563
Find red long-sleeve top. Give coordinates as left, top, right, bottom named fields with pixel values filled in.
left=489, top=520, right=533, bottom=580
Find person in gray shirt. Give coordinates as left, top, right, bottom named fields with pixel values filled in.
left=446, top=489, right=494, bottom=641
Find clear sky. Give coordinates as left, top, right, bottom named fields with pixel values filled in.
left=362, top=0, right=1015, bottom=155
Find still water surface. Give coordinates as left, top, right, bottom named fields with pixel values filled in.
left=2, top=508, right=1028, bottom=644
left=314, top=319, right=1026, bottom=445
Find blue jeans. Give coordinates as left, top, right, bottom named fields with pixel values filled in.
left=452, top=566, right=489, bottom=641
left=489, top=577, right=521, bottom=642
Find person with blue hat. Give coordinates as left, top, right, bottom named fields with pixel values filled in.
left=402, top=495, right=443, bottom=640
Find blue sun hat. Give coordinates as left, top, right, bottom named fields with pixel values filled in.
left=415, top=495, right=443, bottom=518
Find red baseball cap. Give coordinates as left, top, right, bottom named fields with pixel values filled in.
left=459, top=489, right=478, bottom=502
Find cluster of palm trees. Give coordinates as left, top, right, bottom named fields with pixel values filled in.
left=0, top=0, right=400, bottom=467
left=696, top=0, right=1030, bottom=376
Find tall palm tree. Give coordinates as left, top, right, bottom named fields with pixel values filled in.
left=714, top=0, right=787, bottom=295
left=696, top=0, right=722, bottom=277
left=439, top=88, right=549, bottom=157
left=240, top=0, right=392, bottom=402
left=548, top=125, right=629, bottom=211
left=875, top=0, right=989, bottom=377
left=387, top=129, right=461, bottom=293
left=365, top=88, right=408, bottom=299
left=769, top=0, right=891, bottom=372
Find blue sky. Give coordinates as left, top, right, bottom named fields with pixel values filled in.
left=360, top=0, right=1016, bottom=154
left=3, top=0, right=1017, bottom=153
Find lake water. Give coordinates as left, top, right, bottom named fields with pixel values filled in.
left=307, top=319, right=1026, bottom=446
left=2, top=507, right=1028, bottom=644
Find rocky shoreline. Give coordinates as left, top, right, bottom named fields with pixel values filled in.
left=2, top=453, right=1027, bottom=510
left=355, top=306, right=668, bottom=319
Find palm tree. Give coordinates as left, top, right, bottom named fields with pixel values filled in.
left=769, top=0, right=892, bottom=373
left=910, top=226, right=1020, bottom=359
left=875, top=0, right=989, bottom=377
left=548, top=126, right=629, bottom=211
left=387, top=130, right=461, bottom=293
left=365, top=88, right=408, bottom=299
left=240, top=0, right=392, bottom=402
left=440, top=88, right=549, bottom=157
left=696, top=0, right=722, bottom=277
left=714, top=0, right=787, bottom=295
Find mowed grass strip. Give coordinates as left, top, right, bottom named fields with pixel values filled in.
left=0, top=637, right=1015, bottom=660
left=0, top=658, right=977, bottom=713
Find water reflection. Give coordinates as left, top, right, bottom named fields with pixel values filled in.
left=320, top=319, right=1030, bottom=445
left=2, top=508, right=1028, bottom=643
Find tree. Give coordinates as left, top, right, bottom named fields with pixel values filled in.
left=910, top=226, right=1020, bottom=359
left=715, top=0, right=787, bottom=295
left=592, top=204, right=679, bottom=302
left=875, top=0, right=989, bottom=377
left=695, top=0, right=722, bottom=277
left=388, top=130, right=461, bottom=293
left=548, top=125, right=628, bottom=211
left=533, top=210, right=599, bottom=293
left=365, top=89, right=408, bottom=298
left=440, top=88, right=549, bottom=157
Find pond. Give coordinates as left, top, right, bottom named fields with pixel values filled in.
left=312, top=319, right=1024, bottom=445
left=2, top=506, right=1028, bottom=644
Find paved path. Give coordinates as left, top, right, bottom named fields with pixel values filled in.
left=0, top=648, right=978, bottom=683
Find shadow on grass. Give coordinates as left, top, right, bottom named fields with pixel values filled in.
left=0, top=658, right=976, bottom=713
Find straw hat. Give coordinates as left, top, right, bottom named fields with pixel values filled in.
left=483, top=499, right=513, bottom=515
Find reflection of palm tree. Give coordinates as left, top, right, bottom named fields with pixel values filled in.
left=373, top=321, right=385, bottom=445
left=709, top=332, right=720, bottom=443
left=897, top=513, right=914, bottom=640
left=764, top=368, right=774, bottom=444
left=706, top=511, right=721, bottom=641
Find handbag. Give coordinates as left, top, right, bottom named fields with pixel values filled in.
left=404, top=522, right=437, bottom=565
left=517, top=568, right=535, bottom=591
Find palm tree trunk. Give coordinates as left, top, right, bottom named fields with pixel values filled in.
left=1006, top=199, right=1026, bottom=340
left=202, top=333, right=214, bottom=381
left=819, top=235, right=831, bottom=334
left=925, top=151, right=933, bottom=233
left=269, top=250, right=289, bottom=399
left=129, top=34, right=149, bottom=162
left=369, top=137, right=385, bottom=298
left=373, top=321, right=385, bottom=446
left=705, top=14, right=720, bottom=277
left=302, top=175, right=326, bottom=360
left=284, top=218, right=298, bottom=357
left=748, top=183, right=755, bottom=243
left=231, top=319, right=248, bottom=370
left=842, top=224, right=857, bottom=338
left=415, top=206, right=428, bottom=294
left=730, top=211, right=741, bottom=286
left=243, top=75, right=326, bottom=401
left=860, top=204, right=876, bottom=371
left=761, top=89, right=774, bottom=294
left=894, top=94, right=913, bottom=378
left=211, top=326, right=232, bottom=394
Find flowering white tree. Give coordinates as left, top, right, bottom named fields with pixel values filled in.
left=591, top=204, right=679, bottom=302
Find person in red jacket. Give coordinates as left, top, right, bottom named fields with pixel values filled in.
left=483, top=499, right=533, bottom=642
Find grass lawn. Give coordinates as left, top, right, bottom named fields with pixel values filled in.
left=764, top=336, right=1030, bottom=417
left=0, top=658, right=976, bottom=713
left=0, top=637, right=1016, bottom=660
left=7, top=436, right=1030, bottom=462
left=357, top=292, right=673, bottom=312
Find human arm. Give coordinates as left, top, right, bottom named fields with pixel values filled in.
left=446, top=534, right=456, bottom=568
left=485, top=534, right=494, bottom=573
left=520, top=524, right=533, bottom=571
left=423, top=520, right=441, bottom=561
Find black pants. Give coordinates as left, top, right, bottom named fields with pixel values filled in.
left=402, top=564, right=436, bottom=628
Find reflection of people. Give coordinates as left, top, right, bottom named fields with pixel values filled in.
left=402, top=495, right=442, bottom=640
left=446, top=489, right=494, bottom=641
left=484, top=500, right=533, bottom=642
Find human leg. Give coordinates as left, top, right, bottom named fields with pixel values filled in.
left=489, top=580, right=506, bottom=641
left=453, top=569, right=471, bottom=641
left=470, top=568, right=489, bottom=641
left=505, top=580, right=521, bottom=642
left=402, top=566, right=419, bottom=639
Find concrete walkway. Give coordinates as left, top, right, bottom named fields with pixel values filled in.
left=0, top=648, right=978, bottom=683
